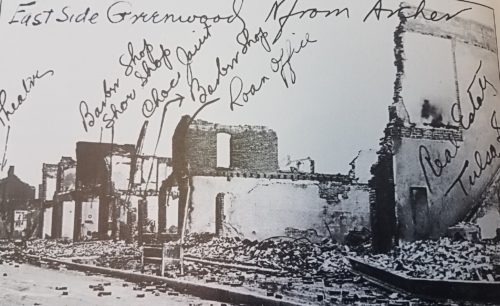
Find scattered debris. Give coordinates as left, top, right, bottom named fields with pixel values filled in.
left=172, top=234, right=354, bottom=277
left=447, top=222, right=481, bottom=242
left=26, top=239, right=140, bottom=259
left=363, top=238, right=499, bottom=281
left=24, top=239, right=141, bottom=269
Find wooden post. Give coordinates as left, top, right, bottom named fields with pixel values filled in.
left=138, top=198, right=148, bottom=245
left=140, top=246, right=144, bottom=273
left=161, top=243, right=166, bottom=277
left=179, top=182, right=190, bottom=276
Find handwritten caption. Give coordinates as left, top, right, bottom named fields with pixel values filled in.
left=2, top=0, right=471, bottom=27
left=419, top=60, right=498, bottom=197
left=75, top=0, right=473, bottom=133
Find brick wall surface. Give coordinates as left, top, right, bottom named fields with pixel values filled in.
left=230, top=129, right=278, bottom=172
left=186, top=119, right=279, bottom=175
left=186, top=127, right=217, bottom=174
left=386, top=124, right=463, bottom=142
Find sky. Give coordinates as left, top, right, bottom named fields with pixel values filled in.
left=0, top=0, right=496, bottom=191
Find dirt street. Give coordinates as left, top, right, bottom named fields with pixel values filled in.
left=0, top=261, right=222, bottom=306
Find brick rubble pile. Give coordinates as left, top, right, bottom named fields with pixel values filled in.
left=25, top=239, right=141, bottom=259
left=177, top=234, right=354, bottom=276
left=364, top=238, right=499, bottom=281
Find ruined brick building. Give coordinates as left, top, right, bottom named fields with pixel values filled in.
left=162, top=116, right=371, bottom=242
left=39, top=117, right=372, bottom=243
left=41, top=142, right=171, bottom=241
left=37, top=7, right=500, bottom=249
left=370, top=7, right=500, bottom=252
left=0, top=166, right=37, bottom=239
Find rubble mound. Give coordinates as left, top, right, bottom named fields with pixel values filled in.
left=0, top=240, right=16, bottom=252
left=364, top=238, right=499, bottom=281
left=25, top=239, right=141, bottom=259
left=179, top=234, right=355, bottom=276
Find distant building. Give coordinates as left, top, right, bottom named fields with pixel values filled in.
left=0, top=166, right=37, bottom=239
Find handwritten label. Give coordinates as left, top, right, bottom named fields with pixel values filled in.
left=0, top=69, right=54, bottom=127
left=419, top=61, right=498, bottom=197
left=0, top=68, right=54, bottom=175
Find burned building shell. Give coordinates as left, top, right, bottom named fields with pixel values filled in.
left=35, top=8, right=500, bottom=250
left=370, top=6, right=500, bottom=252
left=164, top=116, right=371, bottom=242
left=41, top=142, right=172, bottom=242
left=0, top=166, right=37, bottom=239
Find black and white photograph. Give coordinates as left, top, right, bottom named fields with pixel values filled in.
left=0, top=0, right=499, bottom=305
